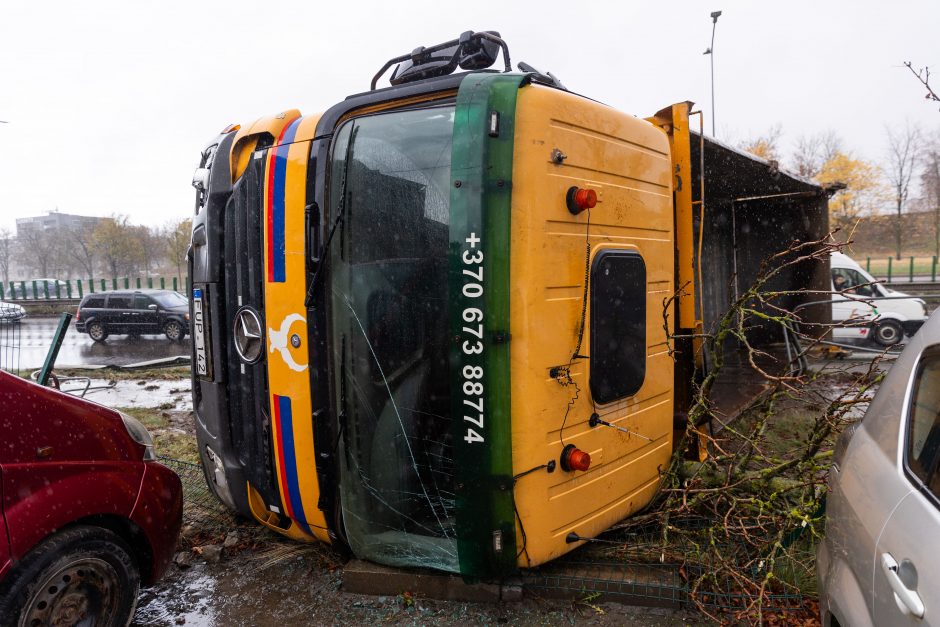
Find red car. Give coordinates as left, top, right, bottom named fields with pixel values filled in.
left=0, top=370, right=182, bottom=625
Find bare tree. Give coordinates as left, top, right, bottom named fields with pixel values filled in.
left=133, top=224, right=162, bottom=277
left=164, top=218, right=192, bottom=285
left=0, top=227, right=12, bottom=285
left=791, top=130, right=842, bottom=179
left=922, top=135, right=940, bottom=256
left=15, top=226, right=59, bottom=277
left=885, top=122, right=921, bottom=259
left=65, top=221, right=98, bottom=278
left=93, top=215, right=143, bottom=279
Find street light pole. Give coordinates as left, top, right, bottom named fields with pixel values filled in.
left=703, top=10, right=722, bottom=137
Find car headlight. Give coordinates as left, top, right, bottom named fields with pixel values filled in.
left=119, top=412, right=157, bottom=461
left=185, top=312, right=190, bottom=321
left=918, top=299, right=928, bottom=317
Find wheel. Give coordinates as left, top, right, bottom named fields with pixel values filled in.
left=87, top=321, right=108, bottom=342
left=0, top=525, right=140, bottom=627
left=164, top=320, right=184, bottom=342
left=873, top=319, right=903, bottom=347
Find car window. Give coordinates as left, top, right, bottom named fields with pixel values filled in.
left=107, top=295, right=132, bottom=309
left=832, top=268, right=875, bottom=297
left=153, top=292, right=187, bottom=308
left=907, top=350, right=940, bottom=496
left=134, top=295, right=155, bottom=309
left=82, top=296, right=105, bottom=308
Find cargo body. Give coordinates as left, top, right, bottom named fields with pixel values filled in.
left=190, top=34, right=829, bottom=579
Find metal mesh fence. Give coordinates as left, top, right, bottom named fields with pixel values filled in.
left=0, top=302, right=23, bottom=374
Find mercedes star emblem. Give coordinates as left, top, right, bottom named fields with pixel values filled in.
left=233, top=307, right=263, bottom=364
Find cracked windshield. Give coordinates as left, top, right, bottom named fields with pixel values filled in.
left=328, top=107, right=458, bottom=571
left=3, top=4, right=940, bottom=626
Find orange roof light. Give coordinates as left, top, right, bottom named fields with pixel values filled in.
left=561, top=444, right=591, bottom=472
left=221, top=123, right=241, bottom=134
left=566, top=186, right=597, bottom=215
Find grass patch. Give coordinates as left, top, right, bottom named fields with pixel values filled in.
left=52, top=365, right=192, bottom=381
left=113, top=405, right=198, bottom=463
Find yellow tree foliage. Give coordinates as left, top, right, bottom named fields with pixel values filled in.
left=815, top=152, right=886, bottom=232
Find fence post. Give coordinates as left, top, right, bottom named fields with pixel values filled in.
left=160, top=277, right=165, bottom=289
left=866, top=257, right=871, bottom=272
left=112, top=278, right=117, bottom=290
left=76, top=281, right=82, bottom=298
left=933, top=257, right=938, bottom=282
left=66, top=281, right=72, bottom=298
left=124, top=277, right=129, bottom=289
left=172, top=277, right=178, bottom=291
left=147, top=277, right=153, bottom=289
left=887, top=257, right=893, bottom=282
left=89, top=279, right=94, bottom=293
left=55, top=281, right=61, bottom=299
left=136, top=277, right=141, bottom=289
left=20, top=281, right=26, bottom=300
left=909, top=256, right=915, bottom=282
left=101, top=279, right=107, bottom=292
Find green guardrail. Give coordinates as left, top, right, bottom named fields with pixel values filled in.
left=0, top=277, right=191, bottom=300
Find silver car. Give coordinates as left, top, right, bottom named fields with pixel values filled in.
left=818, top=310, right=940, bottom=625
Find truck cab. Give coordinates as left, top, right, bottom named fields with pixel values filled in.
left=189, top=31, right=830, bottom=579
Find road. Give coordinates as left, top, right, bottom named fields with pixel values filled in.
left=8, top=316, right=190, bottom=370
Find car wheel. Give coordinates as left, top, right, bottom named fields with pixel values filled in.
left=88, top=321, right=108, bottom=342
left=0, top=525, right=140, bottom=627
left=164, top=320, right=184, bottom=342
left=873, top=319, right=903, bottom=347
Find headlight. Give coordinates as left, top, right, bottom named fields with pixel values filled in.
left=918, top=299, right=928, bottom=317
left=185, top=312, right=190, bottom=321
left=119, top=412, right=157, bottom=461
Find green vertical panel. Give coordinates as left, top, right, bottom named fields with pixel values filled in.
left=888, top=257, right=893, bottom=282
left=136, top=277, right=141, bottom=289
left=147, top=277, right=153, bottom=289
left=172, top=277, right=178, bottom=291
left=124, top=277, right=129, bottom=289
left=909, top=256, right=914, bottom=281
left=866, top=257, right=870, bottom=272
left=449, top=73, right=525, bottom=579
left=101, top=279, right=107, bottom=292
left=77, top=281, right=83, bottom=298
left=112, top=278, right=117, bottom=290
left=55, top=281, right=60, bottom=298
left=160, top=277, right=165, bottom=289
left=89, top=279, right=94, bottom=293
left=933, top=257, right=937, bottom=282
left=66, top=281, right=72, bottom=298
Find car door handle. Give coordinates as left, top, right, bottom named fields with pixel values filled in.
left=881, top=553, right=925, bottom=618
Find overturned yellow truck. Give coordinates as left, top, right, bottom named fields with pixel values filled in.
left=189, top=32, right=829, bottom=579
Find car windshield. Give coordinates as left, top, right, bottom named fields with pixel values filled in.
left=154, top=292, right=187, bottom=307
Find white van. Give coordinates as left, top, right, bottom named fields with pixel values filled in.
left=831, top=252, right=928, bottom=346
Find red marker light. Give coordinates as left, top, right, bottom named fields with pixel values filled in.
left=561, top=444, right=592, bottom=472
left=566, top=186, right=598, bottom=215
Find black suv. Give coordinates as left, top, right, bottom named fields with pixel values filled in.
left=75, top=289, right=190, bottom=342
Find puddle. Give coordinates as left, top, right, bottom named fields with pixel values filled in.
left=134, top=567, right=217, bottom=626
left=59, top=378, right=192, bottom=411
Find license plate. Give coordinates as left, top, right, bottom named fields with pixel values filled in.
left=193, top=288, right=211, bottom=377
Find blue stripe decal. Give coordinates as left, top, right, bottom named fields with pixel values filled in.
left=277, top=394, right=312, bottom=534
left=271, top=118, right=301, bottom=283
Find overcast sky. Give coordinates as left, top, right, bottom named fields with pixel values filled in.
left=1, top=0, right=938, bottom=233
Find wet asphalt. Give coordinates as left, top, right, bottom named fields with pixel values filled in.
left=9, top=315, right=190, bottom=370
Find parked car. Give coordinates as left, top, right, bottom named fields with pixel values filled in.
left=0, top=369, right=183, bottom=625
left=0, top=302, right=25, bottom=322
left=830, top=252, right=928, bottom=347
left=818, top=310, right=940, bottom=626
left=75, top=289, right=190, bottom=342
left=5, top=278, right=69, bottom=300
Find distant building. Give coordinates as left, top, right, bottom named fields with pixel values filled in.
left=15, top=210, right=105, bottom=236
